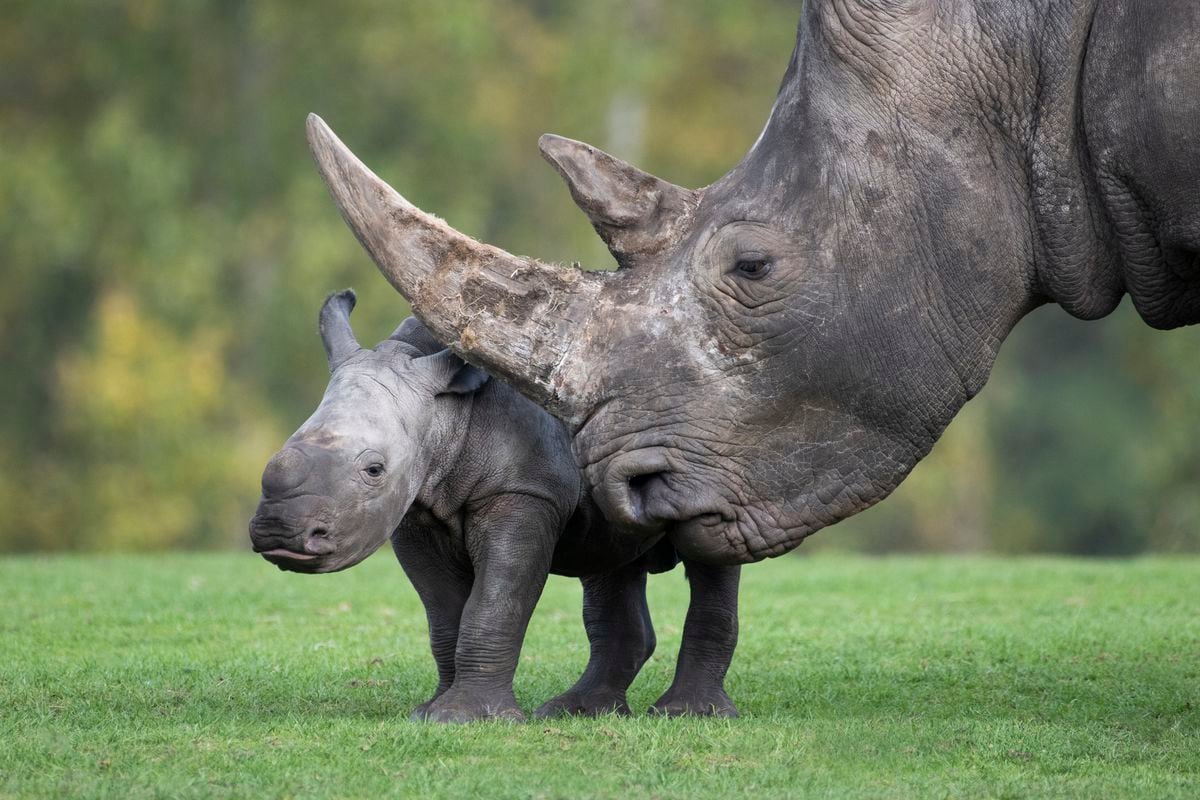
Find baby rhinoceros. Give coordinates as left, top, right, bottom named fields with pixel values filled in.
left=249, top=290, right=741, bottom=722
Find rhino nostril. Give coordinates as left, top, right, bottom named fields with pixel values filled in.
left=303, top=526, right=337, bottom=556
left=602, top=448, right=674, bottom=529
left=627, top=472, right=659, bottom=491
left=626, top=471, right=669, bottom=522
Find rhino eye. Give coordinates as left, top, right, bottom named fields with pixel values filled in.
left=734, top=258, right=772, bottom=280
left=364, top=464, right=385, bottom=479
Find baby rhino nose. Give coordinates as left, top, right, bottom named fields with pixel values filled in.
left=261, top=447, right=312, bottom=498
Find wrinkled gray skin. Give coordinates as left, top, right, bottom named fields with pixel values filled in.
left=249, top=291, right=740, bottom=722
left=306, top=0, right=1200, bottom=566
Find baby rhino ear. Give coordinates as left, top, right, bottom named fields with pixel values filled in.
left=419, top=349, right=491, bottom=395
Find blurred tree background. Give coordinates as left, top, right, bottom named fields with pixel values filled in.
left=2, top=0, right=1198, bottom=554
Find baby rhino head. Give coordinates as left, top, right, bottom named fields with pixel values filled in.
left=249, top=291, right=488, bottom=573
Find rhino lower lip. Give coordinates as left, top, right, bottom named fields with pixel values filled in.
left=259, top=548, right=318, bottom=561
left=666, top=513, right=732, bottom=537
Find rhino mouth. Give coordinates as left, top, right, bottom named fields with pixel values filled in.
left=258, top=548, right=319, bottom=562
left=257, top=546, right=328, bottom=574
left=249, top=509, right=339, bottom=573
left=666, top=505, right=803, bottom=564
left=667, top=515, right=750, bottom=563
left=593, top=445, right=763, bottom=564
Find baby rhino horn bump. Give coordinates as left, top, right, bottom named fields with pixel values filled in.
left=538, top=134, right=697, bottom=266
left=262, top=447, right=312, bottom=498
left=305, top=114, right=601, bottom=417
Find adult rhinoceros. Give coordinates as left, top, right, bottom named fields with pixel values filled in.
left=306, top=0, right=1200, bottom=565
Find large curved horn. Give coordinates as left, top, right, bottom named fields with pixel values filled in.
left=306, top=114, right=601, bottom=416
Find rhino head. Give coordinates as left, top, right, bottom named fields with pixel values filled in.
left=306, top=1, right=1187, bottom=563
left=249, top=291, right=486, bottom=573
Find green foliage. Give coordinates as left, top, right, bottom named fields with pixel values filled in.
left=2, top=553, right=1198, bottom=797
left=3, top=0, right=1200, bottom=552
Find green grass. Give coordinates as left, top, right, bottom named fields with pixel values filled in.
left=1, top=553, right=1197, bottom=799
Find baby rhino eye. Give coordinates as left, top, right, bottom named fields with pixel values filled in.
left=735, top=258, right=772, bottom=280
left=364, top=464, right=385, bottom=478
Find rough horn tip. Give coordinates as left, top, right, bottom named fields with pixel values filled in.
left=306, top=113, right=348, bottom=165
left=305, top=111, right=423, bottom=229
left=306, top=112, right=329, bottom=141
left=538, top=133, right=592, bottom=164
left=537, top=132, right=566, bottom=152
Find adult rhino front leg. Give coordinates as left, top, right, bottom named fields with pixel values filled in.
left=650, top=561, right=740, bottom=718
left=534, top=562, right=656, bottom=718
left=422, top=494, right=558, bottom=723
left=391, top=519, right=473, bottom=721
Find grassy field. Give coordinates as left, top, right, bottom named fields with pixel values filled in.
left=1, top=552, right=1197, bottom=799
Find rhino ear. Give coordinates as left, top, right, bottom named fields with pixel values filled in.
left=319, top=289, right=361, bottom=370
left=417, top=349, right=490, bottom=396
left=538, top=134, right=697, bottom=267
left=388, top=315, right=444, bottom=357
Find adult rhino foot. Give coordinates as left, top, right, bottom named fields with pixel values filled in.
left=649, top=687, right=739, bottom=718
left=409, top=695, right=443, bottom=721
left=420, top=688, right=525, bottom=724
left=533, top=688, right=632, bottom=718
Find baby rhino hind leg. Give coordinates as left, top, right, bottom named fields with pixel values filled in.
left=650, top=561, right=740, bottom=718
left=534, top=563, right=655, bottom=718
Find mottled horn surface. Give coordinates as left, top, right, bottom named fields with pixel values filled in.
left=306, top=114, right=602, bottom=416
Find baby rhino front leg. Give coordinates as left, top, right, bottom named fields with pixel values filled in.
left=419, top=495, right=557, bottom=723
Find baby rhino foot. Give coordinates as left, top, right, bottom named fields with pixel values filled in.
left=420, top=687, right=525, bottom=724
left=534, top=688, right=632, bottom=718
left=650, top=686, right=739, bottom=718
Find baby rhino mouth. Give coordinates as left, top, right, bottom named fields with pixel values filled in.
left=249, top=512, right=338, bottom=572
left=259, top=547, right=319, bottom=563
